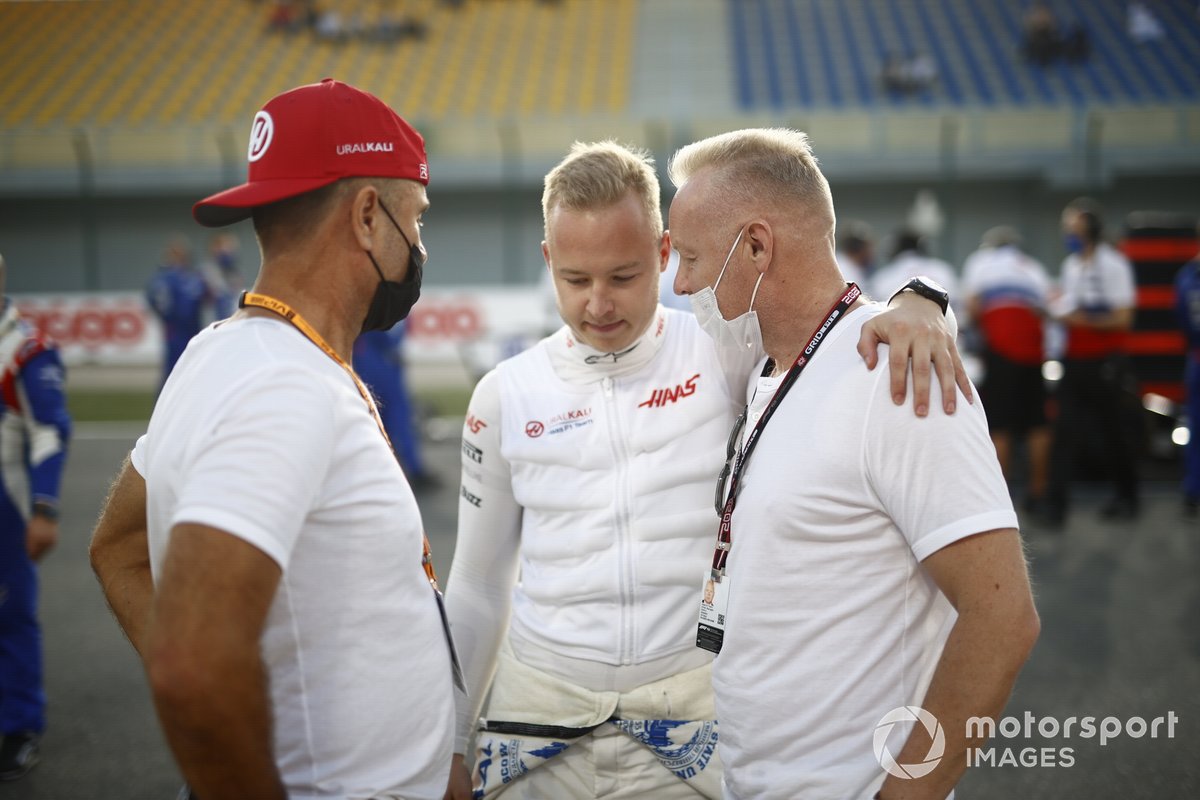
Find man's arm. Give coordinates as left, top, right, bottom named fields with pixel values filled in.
left=877, top=529, right=1040, bottom=800
left=858, top=291, right=971, bottom=417
left=443, top=370, right=523, bottom=800
left=90, top=456, right=154, bottom=656
left=21, top=345, right=71, bottom=560
left=145, top=524, right=287, bottom=800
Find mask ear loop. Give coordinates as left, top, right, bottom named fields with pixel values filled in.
left=713, top=226, right=746, bottom=294
left=748, top=271, right=764, bottom=313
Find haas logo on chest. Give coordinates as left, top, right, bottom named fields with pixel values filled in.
left=638, top=374, right=701, bottom=409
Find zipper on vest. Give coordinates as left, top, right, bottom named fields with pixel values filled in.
left=601, top=376, right=636, bottom=665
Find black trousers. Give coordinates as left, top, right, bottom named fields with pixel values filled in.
left=1048, top=354, right=1141, bottom=511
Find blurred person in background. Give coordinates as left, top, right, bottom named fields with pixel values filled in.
left=871, top=227, right=960, bottom=317
left=353, top=323, right=438, bottom=490
left=200, top=233, right=243, bottom=320
left=962, top=226, right=1053, bottom=515
left=834, top=218, right=875, bottom=289
left=1046, top=198, right=1140, bottom=523
left=0, top=253, right=71, bottom=781
left=442, top=140, right=967, bottom=800
left=1175, top=228, right=1200, bottom=517
left=145, top=237, right=210, bottom=388
left=1022, top=0, right=1061, bottom=65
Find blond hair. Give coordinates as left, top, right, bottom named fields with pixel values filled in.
left=668, top=128, right=833, bottom=222
left=542, top=141, right=663, bottom=239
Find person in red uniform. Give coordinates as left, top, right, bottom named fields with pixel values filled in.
left=962, top=226, right=1053, bottom=514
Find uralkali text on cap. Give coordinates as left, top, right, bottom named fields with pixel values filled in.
left=193, top=78, right=428, bottom=228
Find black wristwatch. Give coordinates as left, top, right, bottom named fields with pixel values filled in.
left=32, top=500, right=59, bottom=521
left=890, top=276, right=950, bottom=316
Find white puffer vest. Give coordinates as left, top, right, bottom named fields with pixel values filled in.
left=497, top=310, right=737, bottom=665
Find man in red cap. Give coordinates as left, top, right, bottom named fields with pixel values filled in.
left=90, top=79, right=458, bottom=800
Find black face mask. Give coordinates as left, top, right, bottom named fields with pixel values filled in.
left=361, top=200, right=425, bottom=333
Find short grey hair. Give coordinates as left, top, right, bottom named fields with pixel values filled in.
left=668, top=128, right=834, bottom=220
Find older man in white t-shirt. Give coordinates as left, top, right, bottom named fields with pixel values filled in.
left=90, top=80, right=456, bottom=800
left=669, top=129, right=1040, bottom=800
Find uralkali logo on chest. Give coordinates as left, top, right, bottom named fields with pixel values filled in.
left=638, top=373, right=700, bottom=409
left=525, top=407, right=593, bottom=438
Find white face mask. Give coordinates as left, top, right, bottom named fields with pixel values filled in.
left=689, top=226, right=764, bottom=357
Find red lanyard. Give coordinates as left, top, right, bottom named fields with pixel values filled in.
left=240, top=292, right=442, bottom=589
left=711, top=283, right=861, bottom=575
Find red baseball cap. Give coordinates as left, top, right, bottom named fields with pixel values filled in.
left=193, top=78, right=429, bottom=228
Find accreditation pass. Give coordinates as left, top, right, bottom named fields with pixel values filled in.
left=696, top=570, right=730, bottom=654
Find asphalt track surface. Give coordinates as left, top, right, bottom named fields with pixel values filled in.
left=4, top=424, right=1198, bottom=799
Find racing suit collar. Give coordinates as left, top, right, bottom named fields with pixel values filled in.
left=551, top=306, right=669, bottom=383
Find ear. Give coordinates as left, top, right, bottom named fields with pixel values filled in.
left=658, top=231, right=672, bottom=273
left=350, top=184, right=382, bottom=252
left=745, top=220, right=773, bottom=276
left=541, top=240, right=552, bottom=270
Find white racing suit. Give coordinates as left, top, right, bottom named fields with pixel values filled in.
left=445, top=307, right=749, bottom=799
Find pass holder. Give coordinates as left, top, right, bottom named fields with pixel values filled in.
left=697, top=567, right=731, bottom=654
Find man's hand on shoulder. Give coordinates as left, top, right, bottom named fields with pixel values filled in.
left=858, top=291, right=971, bottom=417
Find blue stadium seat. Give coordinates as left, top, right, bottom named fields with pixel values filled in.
left=729, top=0, right=1200, bottom=111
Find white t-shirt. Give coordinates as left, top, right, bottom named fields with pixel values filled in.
left=132, top=316, right=454, bottom=800
left=1056, top=242, right=1136, bottom=313
left=961, top=245, right=1050, bottom=306
left=870, top=251, right=961, bottom=315
left=961, top=245, right=1050, bottom=364
left=1055, top=243, right=1136, bottom=358
left=713, top=304, right=1017, bottom=800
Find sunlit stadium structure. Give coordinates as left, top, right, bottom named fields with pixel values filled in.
left=1, top=0, right=1197, bottom=292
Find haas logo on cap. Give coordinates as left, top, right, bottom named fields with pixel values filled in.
left=248, top=111, right=274, bottom=162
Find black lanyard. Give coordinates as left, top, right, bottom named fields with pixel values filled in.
left=711, top=283, right=861, bottom=575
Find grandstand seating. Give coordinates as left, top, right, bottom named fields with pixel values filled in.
left=0, top=0, right=636, bottom=128
left=0, top=0, right=1195, bottom=181
left=730, top=0, right=1200, bottom=110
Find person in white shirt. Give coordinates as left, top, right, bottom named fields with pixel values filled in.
left=89, top=80, right=456, bottom=800
left=442, top=141, right=969, bottom=800
left=835, top=218, right=875, bottom=289
left=961, top=226, right=1053, bottom=512
left=669, top=128, right=1039, bottom=800
left=1046, top=198, right=1141, bottom=523
left=871, top=228, right=961, bottom=317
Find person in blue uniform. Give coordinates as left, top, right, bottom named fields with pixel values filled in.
left=145, top=239, right=210, bottom=388
left=0, top=254, right=71, bottom=781
left=353, top=324, right=436, bottom=488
